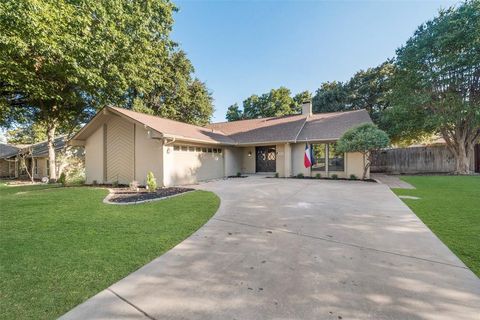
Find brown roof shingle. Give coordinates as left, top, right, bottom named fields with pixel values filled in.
left=109, top=107, right=235, bottom=144
left=208, top=109, right=372, bottom=144
left=73, top=107, right=372, bottom=146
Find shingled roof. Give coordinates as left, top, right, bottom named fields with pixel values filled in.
left=72, top=107, right=372, bottom=145
left=0, top=143, right=20, bottom=159
left=208, top=109, right=372, bottom=144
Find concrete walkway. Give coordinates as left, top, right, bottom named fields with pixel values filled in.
left=371, top=173, right=416, bottom=189
left=61, top=177, right=480, bottom=320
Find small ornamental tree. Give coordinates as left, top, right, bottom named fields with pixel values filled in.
left=337, top=123, right=390, bottom=179
left=146, top=172, right=157, bottom=193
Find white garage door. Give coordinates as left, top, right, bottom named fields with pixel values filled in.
left=170, top=146, right=224, bottom=185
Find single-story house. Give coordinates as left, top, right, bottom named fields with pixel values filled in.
left=0, top=137, right=66, bottom=179
left=70, top=102, right=373, bottom=186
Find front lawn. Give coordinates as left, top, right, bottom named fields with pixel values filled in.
left=0, top=182, right=219, bottom=319
left=393, top=176, right=480, bottom=277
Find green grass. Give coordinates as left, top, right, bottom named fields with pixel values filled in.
left=0, top=182, right=219, bottom=319
left=393, top=176, right=480, bottom=277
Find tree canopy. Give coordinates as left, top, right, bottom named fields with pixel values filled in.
left=336, top=123, right=390, bottom=179
left=0, top=0, right=213, bottom=178
left=312, top=62, right=395, bottom=125
left=225, top=88, right=311, bottom=121
left=385, top=0, right=480, bottom=173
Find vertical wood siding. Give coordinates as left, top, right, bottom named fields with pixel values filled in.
left=106, top=117, right=134, bottom=184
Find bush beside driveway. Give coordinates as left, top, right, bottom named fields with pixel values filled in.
left=0, top=182, right=219, bottom=319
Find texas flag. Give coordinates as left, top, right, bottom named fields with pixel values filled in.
left=304, top=143, right=313, bottom=168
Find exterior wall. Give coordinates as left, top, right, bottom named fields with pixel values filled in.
left=292, top=142, right=310, bottom=177
left=85, top=125, right=104, bottom=184
left=106, top=116, right=134, bottom=184
left=0, top=159, right=9, bottom=177
left=224, top=147, right=242, bottom=177
left=241, top=147, right=255, bottom=174
left=346, top=152, right=367, bottom=179
left=134, top=124, right=163, bottom=186
left=163, top=143, right=224, bottom=187
left=275, top=144, right=285, bottom=177
left=290, top=142, right=369, bottom=179
left=32, top=158, right=47, bottom=179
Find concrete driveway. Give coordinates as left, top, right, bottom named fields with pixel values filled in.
left=61, top=177, right=480, bottom=320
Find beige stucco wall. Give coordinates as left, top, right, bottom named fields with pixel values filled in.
left=163, top=144, right=225, bottom=187
left=85, top=125, right=104, bottom=184
left=275, top=144, right=285, bottom=176
left=224, top=147, right=242, bottom=177
left=134, top=124, right=163, bottom=186
left=32, top=158, right=47, bottom=179
left=241, top=147, right=255, bottom=174
left=345, top=152, right=368, bottom=179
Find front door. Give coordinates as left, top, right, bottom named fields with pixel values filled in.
left=256, top=146, right=276, bottom=172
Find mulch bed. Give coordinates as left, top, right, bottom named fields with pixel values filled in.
left=107, top=187, right=194, bottom=203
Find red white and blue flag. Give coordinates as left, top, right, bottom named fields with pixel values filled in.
left=304, top=143, right=313, bottom=168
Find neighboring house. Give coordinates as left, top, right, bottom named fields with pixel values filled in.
left=70, top=102, right=372, bottom=186
left=0, top=137, right=67, bottom=179
left=0, top=143, right=20, bottom=178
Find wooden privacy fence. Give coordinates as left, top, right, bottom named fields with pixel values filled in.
left=371, top=145, right=458, bottom=174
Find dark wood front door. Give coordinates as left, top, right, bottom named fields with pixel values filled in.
left=475, top=144, right=480, bottom=173
left=256, top=146, right=276, bottom=172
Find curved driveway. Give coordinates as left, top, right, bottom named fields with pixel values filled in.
left=61, top=176, right=480, bottom=320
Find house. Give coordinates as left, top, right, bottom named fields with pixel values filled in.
left=0, top=137, right=67, bottom=179
left=0, top=143, right=20, bottom=178
left=70, top=102, right=373, bottom=186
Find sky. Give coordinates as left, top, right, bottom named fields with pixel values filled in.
left=171, top=0, right=459, bottom=122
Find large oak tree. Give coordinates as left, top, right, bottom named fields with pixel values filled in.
left=0, top=0, right=213, bottom=180
left=387, top=0, right=480, bottom=174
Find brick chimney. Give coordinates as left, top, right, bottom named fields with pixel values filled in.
left=301, top=100, right=312, bottom=117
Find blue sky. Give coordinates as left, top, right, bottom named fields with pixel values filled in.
left=171, top=0, right=458, bottom=122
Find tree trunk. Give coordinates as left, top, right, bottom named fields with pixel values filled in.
left=47, top=122, right=57, bottom=182
left=362, top=152, right=369, bottom=180
left=440, top=127, right=475, bottom=175
left=453, top=143, right=471, bottom=174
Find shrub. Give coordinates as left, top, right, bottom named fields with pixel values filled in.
left=331, top=174, right=339, bottom=180
left=112, top=181, right=119, bottom=188
left=297, top=173, right=304, bottom=178
left=274, top=172, right=279, bottom=178
left=315, top=173, right=321, bottom=179
left=146, top=172, right=157, bottom=192
left=58, top=172, right=67, bottom=186
left=236, top=172, right=242, bottom=177
left=349, top=174, right=357, bottom=180
left=92, top=180, right=98, bottom=186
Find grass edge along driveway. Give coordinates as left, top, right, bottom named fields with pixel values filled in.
left=0, top=182, right=219, bottom=319
left=393, top=176, right=480, bottom=278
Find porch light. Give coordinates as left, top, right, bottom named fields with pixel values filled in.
left=248, top=151, right=252, bottom=157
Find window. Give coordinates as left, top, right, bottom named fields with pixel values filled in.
left=328, top=143, right=345, bottom=171
left=188, top=146, right=195, bottom=152
left=218, top=148, right=222, bottom=154
left=312, top=144, right=327, bottom=171
left=173, top=145, right=180, bottom=151
left=311, top=143, right=344, bottom=172
left=46, top=160, right=50, bottom=176
left=181, top=146, right=188, bottom=151
left=195, top=147, right=202, bottom=152
left=213, top=148, right=218, bottom=153
left=202, top=147, right=207, bottom=152
left=34, top=159, right=38, bottom=175
left=208, top=148, right=213, bottom=153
